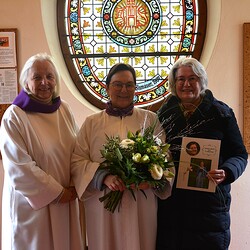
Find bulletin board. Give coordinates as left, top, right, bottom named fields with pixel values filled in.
left=243, top=23, right=250, bottom=153
left=0, top=28, right=18, bottom=159
left=0, top=28, right=18, bottom=119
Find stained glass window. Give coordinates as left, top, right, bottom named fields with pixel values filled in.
left=57, top=0, right=207, bottom=110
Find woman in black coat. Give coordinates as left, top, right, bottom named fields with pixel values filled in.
left=156, top=58, right=248, bottom=250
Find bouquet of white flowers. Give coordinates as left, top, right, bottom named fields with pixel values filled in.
left=99, top=120, right=174, bottom=213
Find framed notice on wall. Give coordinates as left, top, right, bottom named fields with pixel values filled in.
left=0, top=29, right=18, bottom=117
left=0, top=30, right=17, bottom=68
left=0, top=28, right=18, bottom=159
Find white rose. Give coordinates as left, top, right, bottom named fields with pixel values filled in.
left=120, top=139, right=135, bottom=149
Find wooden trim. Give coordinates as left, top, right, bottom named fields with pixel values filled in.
left=243, top=23, right=250, bottom=152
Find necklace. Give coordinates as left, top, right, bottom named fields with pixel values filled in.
left=181, top=107, right=195, bottom=119
left=180, top=97, right=203, bottom=119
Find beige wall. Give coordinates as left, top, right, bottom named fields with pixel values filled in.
left=0, top=0, right=250, bottom=249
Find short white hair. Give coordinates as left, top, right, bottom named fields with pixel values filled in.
left=19, top=53, right=60, bottom=98
left=168, top=57, right=208, bottom=96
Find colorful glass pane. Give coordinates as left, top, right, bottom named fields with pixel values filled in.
left=58, top=0, right=206, bottom=109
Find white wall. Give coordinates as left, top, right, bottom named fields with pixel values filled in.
left=205, top=2, right=250, bottom=246
left=0, top=0, right=250, bottom=249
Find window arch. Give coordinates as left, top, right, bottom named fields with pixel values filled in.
left=57, top=0, right=207, bottom=111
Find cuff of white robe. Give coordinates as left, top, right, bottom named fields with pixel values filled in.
left=26, top=176, right=63, bottom=210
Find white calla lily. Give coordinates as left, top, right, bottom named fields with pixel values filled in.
left=150, top=164, right=163, bottom=180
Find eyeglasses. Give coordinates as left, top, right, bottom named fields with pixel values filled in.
left=176, top=76, right=199, bottom=85
left=110, top=82, right=136, bottom=91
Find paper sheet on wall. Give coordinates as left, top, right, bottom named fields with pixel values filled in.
left=0, top=68, right=18, bottom=104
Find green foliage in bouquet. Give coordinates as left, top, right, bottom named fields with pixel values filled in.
left=99, top=121, right=174, bottom=213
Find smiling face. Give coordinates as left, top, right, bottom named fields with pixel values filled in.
left=106, top=70, right=136, bottom=109
left=187, top=143, right=198, bottom=155
left=175, top=65, right=202, bottom=106
left=25, top=60, right=57, bottom=103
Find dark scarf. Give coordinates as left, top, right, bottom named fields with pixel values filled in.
left=13, top=89, right=61, bottom=113
left=105, top=101, right=134, bottom=117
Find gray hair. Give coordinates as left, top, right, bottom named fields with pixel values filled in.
left=19, top=53, right=60, bottom=98
left=168, top=57, right=208, bottom=96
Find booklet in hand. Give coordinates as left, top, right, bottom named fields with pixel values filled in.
left=176, top=137, right=221, bottom=193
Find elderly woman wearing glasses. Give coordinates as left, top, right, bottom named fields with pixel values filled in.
left=156, top=58, right=248, bottom=250
left=71, top=63, right=173, bottom=250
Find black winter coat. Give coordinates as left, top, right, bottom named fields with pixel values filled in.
left=156, top=90, right=248, bottom=250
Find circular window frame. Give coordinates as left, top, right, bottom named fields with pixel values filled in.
left=57, top=0, right=207, bottom=111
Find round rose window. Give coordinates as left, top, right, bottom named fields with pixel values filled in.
left=57, top=0, right=207, bottom=110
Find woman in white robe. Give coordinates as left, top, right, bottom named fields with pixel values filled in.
left=0, top=53, right=83, bottom=250
left=71, top=63, right=173, bottom=250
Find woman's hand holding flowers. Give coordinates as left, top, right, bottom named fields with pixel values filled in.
left=99, top=123, right=175, bottom=213
left=104, top=175, right=150, bottom=191
left=104, top=175, right=126, bottom=191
